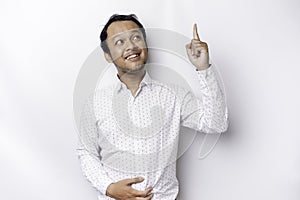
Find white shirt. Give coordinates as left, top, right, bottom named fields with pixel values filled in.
left=77, top=65, right=228, bottom=200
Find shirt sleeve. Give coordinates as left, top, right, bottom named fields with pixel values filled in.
left=76, top=94, right=114, bottom=195
left=180, top=64, right=229, bottom=134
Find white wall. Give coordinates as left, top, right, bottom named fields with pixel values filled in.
left=1, top=0, right=299, bottom=200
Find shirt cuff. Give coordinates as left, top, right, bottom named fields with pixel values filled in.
left=195, top=64, right=215, bottom=88
left=98, top=178, right=114, bottom=197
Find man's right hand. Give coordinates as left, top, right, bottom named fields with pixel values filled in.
left=106, top=177, right=154, bottom=200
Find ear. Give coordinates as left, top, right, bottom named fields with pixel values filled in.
left=104, top=52, right=113, bottom=63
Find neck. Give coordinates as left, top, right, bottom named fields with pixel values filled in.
left=117, top=69, right=146, bottom=96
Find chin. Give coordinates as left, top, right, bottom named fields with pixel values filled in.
left=124, top=64, right=145, bottom=74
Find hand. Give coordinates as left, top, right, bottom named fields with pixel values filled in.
left=186, top=23, right=210, bottom=70
left=106, top=177, right=154, bottom=200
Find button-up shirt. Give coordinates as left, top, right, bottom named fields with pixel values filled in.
left=77, top=65, right=228, bottom=200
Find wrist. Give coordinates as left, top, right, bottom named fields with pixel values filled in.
left=106, top=183, right=115, bottom=197
left=196, top=63, right=211, bottom=71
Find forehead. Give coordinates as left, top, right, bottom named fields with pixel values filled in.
left=106, top=21, right=140, bottom=39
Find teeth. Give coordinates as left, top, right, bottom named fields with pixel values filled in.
left=126, top=54, right=138, bottom=59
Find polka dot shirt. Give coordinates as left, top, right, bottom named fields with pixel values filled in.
left=77, top=65, right=228, bottom=200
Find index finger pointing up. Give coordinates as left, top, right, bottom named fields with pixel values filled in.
left=193, top=23, right=200, bottom=40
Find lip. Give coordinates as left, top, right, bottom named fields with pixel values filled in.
left=124, top=52, right=142, bottom=61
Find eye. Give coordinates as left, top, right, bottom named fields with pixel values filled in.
left=115, top=39, right=124, bottom=46
left=132, top=35, right=141, bottom=41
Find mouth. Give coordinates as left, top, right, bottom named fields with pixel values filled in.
left=124, top=52, right=141, bottom=61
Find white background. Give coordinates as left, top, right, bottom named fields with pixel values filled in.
left=1, top=0, right=299, bottom=200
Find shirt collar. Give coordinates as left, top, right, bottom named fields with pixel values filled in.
left=115, top=71, right=153, bottom=92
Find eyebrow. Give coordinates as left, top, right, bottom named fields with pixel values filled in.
left=111, top=29, right=141, bottom=40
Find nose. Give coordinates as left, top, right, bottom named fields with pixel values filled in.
left=125, top=39, right=138, bottom=52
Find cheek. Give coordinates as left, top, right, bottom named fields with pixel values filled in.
left=142, top=48, right=148, bottom=58
left=109, top=48, right=124, bottom=60
left=138, top=41, right=147, bottom=49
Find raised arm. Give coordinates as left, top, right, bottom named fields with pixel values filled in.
left=181, top=24, right=228, bottom=133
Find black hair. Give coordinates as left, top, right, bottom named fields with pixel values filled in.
left=100, top=14, right=147, bottom=53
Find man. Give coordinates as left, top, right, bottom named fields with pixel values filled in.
left=77, top=14, right=228, bottom=200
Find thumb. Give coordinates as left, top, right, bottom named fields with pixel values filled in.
left=125, top=177, right=144, bottom=185
left=185, top=43, right=191, bottom=50
left=185, top=43, right=193, bottom=58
